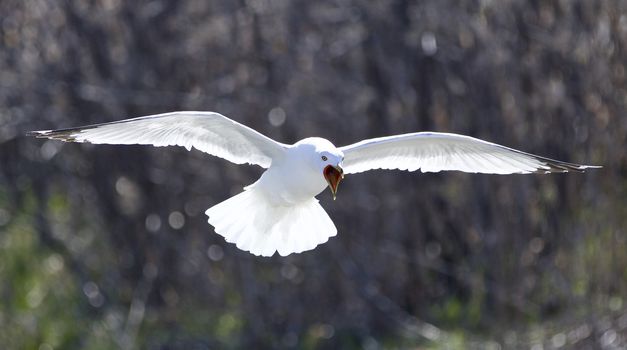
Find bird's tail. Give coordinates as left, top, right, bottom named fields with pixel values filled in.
left=206, top=186, right=337, bottom=257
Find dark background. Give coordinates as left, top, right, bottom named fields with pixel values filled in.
left=0, top=0, right=625, bottom=349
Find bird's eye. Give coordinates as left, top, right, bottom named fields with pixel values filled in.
left=321, top=156, right=328, bottom=161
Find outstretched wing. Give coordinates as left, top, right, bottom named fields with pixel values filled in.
left=28, top=111, right=288, bottom=168
left=340, top=132, right=600, bottom=175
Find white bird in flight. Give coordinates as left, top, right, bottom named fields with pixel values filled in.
left=29, top=111, right=600, bottom=257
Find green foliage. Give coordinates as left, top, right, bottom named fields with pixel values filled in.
left=0, top=197, right=88, bottom=349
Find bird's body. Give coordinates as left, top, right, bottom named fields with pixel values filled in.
left=255, top=138, right=343, bottom=205
left=29, top=111, right=600, bottom=257
left=207, top=138, right=344, bottom=255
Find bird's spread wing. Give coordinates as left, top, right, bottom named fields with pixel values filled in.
left=340, top=132, right=600, bottom=175
left=28, top=111, right=287, bottom=168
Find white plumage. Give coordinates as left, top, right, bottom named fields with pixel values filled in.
left=206, top=190, right=335, bottom=257
left=340, top=132, right=588, bottom=174
left=29, top=111, right=600, bottom=257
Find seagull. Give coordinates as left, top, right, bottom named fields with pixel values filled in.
left=29, top=111, right=600, bottom=257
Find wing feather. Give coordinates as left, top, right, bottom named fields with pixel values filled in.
left=28, top=111, right=287, bottom=168
left=340, top=132, right=600, bottom=175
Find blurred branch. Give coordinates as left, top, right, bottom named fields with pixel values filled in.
left=119, top=263, right=158, bottom=350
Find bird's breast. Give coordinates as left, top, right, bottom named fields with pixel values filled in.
left=255, top=162, right=327, bottom=206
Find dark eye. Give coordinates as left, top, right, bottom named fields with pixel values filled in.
left=321, top=156, right=328, bottom=161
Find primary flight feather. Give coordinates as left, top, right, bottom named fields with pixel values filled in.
left=29, top=111, right=600, bottom=257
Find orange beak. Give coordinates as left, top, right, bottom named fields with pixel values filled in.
left=323, top=165, right=344, bottom=200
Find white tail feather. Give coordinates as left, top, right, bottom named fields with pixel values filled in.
left=206, top=187, right=337, bottom=257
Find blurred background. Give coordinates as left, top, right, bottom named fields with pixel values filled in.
left=0, top=0, right=625, bottom=349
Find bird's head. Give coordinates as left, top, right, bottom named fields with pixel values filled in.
left=321, top=153, right=344, bottom=200
left=296, top=137, right=345, bottom=200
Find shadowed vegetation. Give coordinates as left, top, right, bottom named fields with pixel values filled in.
left=0, top=0, right=625, bottom=349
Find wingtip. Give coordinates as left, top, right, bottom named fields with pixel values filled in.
left=534, top=161, right=602, bottom=174
left=25, top=130, right=48, bottom=137
left=572, top=164, right=603, bottom=172
left=26, top=129, right=80, bottom=142
left=582, top=165, right=602, bottom=173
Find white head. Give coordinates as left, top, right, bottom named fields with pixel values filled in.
left=294, top=137, right=344, bottom=199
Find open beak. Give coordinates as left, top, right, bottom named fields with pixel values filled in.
left=323, top=165, right=344, bottom=200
